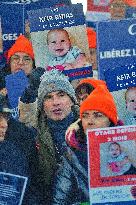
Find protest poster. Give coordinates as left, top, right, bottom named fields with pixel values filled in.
left=0, top=172, right=27, bottom=205
left=87, top=125, right=136, bottom=205
left=28, top=4, right=92, bottom=81
left=86, top=0, right=110, bottom=26
left=0, top=2, right=24, bottom=69
left=97, top=18, right=136, bottom=80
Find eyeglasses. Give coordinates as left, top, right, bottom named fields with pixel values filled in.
left=10, top=55, right=32, bottom=64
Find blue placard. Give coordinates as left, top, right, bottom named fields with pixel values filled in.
left=0, top=172, right=27, bottom=205
left=97, top=18, right=136, bottom=83
left=28, top=4, right=85, bottom=31
left=0, top=2, right=24, bottom=69
left=63, top=66, right=93, bottom=80
left=105, top=63, right=136, bottom=92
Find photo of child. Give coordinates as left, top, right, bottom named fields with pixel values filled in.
left=100, top=140, right=136, bottom=177
left=125, top=87, right=136, bottom=125
left=107, top=142, right=136, bottom=176
left=46, top=28, right=90, bottom=71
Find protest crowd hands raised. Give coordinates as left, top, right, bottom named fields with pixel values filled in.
left=0, top=0, right=135, bottom=204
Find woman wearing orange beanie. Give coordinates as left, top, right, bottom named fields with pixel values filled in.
left=0, top=35, right=45, bottom=120
left=7, top=34, right=35, bottom=75
left=52, top=85, right=122, bottom=204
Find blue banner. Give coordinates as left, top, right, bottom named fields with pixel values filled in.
left=0, top=2, right=24, bottom=69
left=97, top=19, right=136, bottom=86
left=28, top=4, right=85, bottom=31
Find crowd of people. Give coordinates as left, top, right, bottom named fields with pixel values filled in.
left=0, top=0, right=136, bottom=204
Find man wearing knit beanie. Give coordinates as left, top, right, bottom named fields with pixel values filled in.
left=75, top=78, right=107, bottom=105
left=36, top=69, right=79, bottom=203
left=51, top=85, right=118, bottom=204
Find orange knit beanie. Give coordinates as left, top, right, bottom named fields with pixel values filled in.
left=80, top=85, right=118, bottom=125
left=124, top=0, right=136, bottom=7
left=87, top=27, right=96, bottom=49
left=7, top=35, right=34, bottom=62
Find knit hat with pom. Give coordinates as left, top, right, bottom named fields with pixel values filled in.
left=38, top=70, right=77, bottom=111
left=87, top=27, right=96, bottom=49
left=80, top=85, right=118, bottom=125
left=7, top=35, right=34, bottom=62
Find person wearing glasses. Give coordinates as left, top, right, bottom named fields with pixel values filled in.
left=0, top=35, right=45, bottom=121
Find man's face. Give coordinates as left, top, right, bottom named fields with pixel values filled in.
left=47, top=30, right=71, bottom=57
left=43, top=91, right=73, bottom=121
left=126, top=88, right=136, bottom=115
left=0, top=116, right=8, bottom=141
left=81, top=110, right=111, bottom=133
left=10, top=52, right=33, bottom=75
left=109, top=0, right=126, bottom=20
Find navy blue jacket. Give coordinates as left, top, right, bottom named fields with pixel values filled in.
left=2, top=119, right=40, bottom=205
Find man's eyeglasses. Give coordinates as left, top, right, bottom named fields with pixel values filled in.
left=10, top=55, right=32, bottom=64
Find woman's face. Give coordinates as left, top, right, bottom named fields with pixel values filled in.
left=10, top=52, right=33, bottom=75
left=81, top=110, right=111, bottom=133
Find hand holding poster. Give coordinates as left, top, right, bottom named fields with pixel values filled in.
left=87, top=125, right=136, bottom=205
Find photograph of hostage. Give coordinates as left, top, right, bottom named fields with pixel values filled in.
left=125, top=86, right=136, bottom=125
left=107, top=142, right=136, bottom=176
left=46, top=28, right=90, bottom=71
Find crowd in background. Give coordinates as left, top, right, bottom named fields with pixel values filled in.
left=0, top=0, right=135, bottom=204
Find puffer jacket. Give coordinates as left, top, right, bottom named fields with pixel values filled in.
left=52, top=120, right=89, bottom=205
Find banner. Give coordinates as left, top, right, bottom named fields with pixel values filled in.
left=87, top=125, right=136, bottom=205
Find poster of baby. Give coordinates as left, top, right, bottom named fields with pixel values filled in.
left=28, top=4, right=92, bottom=80
left=87, top=125, right=136, bottom=205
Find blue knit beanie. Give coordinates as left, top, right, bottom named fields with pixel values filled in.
left=38, top=70, right=77, bottom=111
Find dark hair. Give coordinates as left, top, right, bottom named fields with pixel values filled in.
left=109, top=142, right=121, bottom=151
left=75, top=83, right=94, bottom=97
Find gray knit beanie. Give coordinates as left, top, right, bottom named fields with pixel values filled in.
left=38, top=70, right=77, bottom=110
